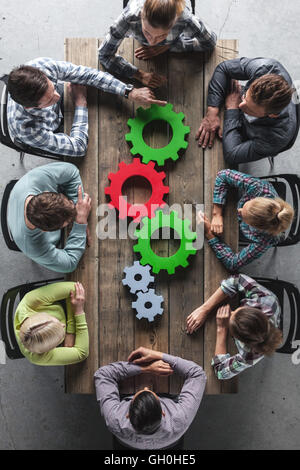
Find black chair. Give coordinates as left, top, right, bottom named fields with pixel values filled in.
left=0, top=278, right=64, bottom=359
left=239, top=174, right=300, bottom=247
left=123, top=0, right=195, bottom=14
left=268, top=102, right=300, bottom=168
left=0, top=75, right=64, bottom=162
left=255, top=277, right=300, bottom=354
left=1, top=179, right=65, bottom=252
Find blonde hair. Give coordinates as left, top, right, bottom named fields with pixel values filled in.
left=19, top=313, right=65, bottom=354
left=142, top=0, right=185, bottom=29
left=246, top=197, right=294, bottom=236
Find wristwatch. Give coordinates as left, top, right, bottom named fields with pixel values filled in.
left=124, top=84, right=134, bottom=99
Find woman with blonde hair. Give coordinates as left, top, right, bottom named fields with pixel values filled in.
left=99, top=0, right=217, bottom=88
left=198, top=169, right=294, bottom=271
left=186, top=274, right=283, bottom=379
left=15, top=281, right=89, bottom=365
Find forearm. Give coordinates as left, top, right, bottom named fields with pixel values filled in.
left=202, top=287, right=229, bottom=314
left=215, top=327, right=228, bottom=355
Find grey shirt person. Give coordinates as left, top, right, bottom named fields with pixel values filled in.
left=207, top=57, right=298, bottom=164
left=94, top=354, right=206, bottom=450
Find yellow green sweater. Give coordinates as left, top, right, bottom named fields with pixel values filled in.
left=14, top=282, right=89, bottom=366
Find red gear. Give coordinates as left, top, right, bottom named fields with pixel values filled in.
left=105, top=159, right=169, bottom=223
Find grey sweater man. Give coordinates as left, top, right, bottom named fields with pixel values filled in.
left=207, top=57, right=298, bottom=164
left=94, top=354, right=206, bottom=450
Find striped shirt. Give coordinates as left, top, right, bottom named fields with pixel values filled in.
left=208, top=170, right=280, bottom=272
left=7, top=57, right=127, bottom=157
left=99, top=0, right=217, bottom=79
left=212, top=274, right=281, bottom=380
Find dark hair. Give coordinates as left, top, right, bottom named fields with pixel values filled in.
left=229, top=307, right=283, bottom=356
left=26, top=192, right=76, bottom=231
left=7, top=65, right=49, bottom=107
left=129, top=391, right=162, bottom=434
left=249, top=74, right=293, bottom=115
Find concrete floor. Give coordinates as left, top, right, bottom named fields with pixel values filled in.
left=0, top=0, right=300, bottom=450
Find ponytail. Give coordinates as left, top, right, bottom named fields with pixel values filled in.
left=229, top=307, right=283, bottom=356
left=246, top=197, right=294, bottom=236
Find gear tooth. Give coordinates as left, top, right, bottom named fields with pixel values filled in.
left=125, top=133, right=132, bottom=142
left=127, top=118, right=134, bottom=127
left=170, top=154, right=179, bottom=162
left=136, top=313, right=142, bottom=319
left=130, top=146, right=138, bottom=155
left=104, top=187, right=111, bottom=195
left=165, top=103, right=173, bottom=111
left=148, top=316, right=155, bottom=322
left=178, top=111, right=185, bottom=120
left=107, top=172, right=115, bottom=180
left=118, top=161, right=127, bottom=169
left=184, top=125, right=191, bottom=134
left=181, top=141, right=188, bottom=149
left=181, top=260, right=189, bottom=268
left=148, top=161, right=155, bottom=169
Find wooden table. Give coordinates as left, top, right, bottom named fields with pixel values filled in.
left=64, top=37, right=239, bottom=395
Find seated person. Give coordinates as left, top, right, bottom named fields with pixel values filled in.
left=196, top=57, right=298, bottom=163
left=7, top=161, right=91, bottom=273
left=94, top=347, right=206, bottom=450
left=7, top=57, right=166, bottom=157
left=186, top=274, right=282, bottom=379
left=15, top=281, right=88, bottom=366
left=99, top=0, right=217, bottom=88
left=198, top=169, right=294, bottom=272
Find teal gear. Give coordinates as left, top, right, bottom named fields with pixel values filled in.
left=133, top=210, right=197, bottom=275
left=125, top=103, right=190, bottom=166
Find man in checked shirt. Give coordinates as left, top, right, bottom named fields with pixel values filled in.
left=6, top=57, right=166, bottom=157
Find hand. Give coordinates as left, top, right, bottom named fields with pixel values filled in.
left=142, top=360, right=173, bottom=376
left=225, top=80, right=242, bottom=109
left=128, top=87, right=167, bottom=107
left=128, top=346, right=163, bottom=365
left=68, top=83, right=87, bottom=107
left=196, top=211, right=215, bottom=240
left=211, top=214, right=224, bottom=236
left=70, top=282, right=85, bottom=315
left=186, top=306, right=210, bottom=334
left=64, top=333, right=75, bottom=348
left=196, top=108, right=222, bottom=149
left=135, top=44, right=170, bottom=60
left=75, top=185, right=92, bottom=225
left=216, top=304, right=231, bottom=330
left=134, top=69, right=167, bottom=88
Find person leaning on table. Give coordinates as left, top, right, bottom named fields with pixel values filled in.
left=6, top=57, right=166, bottom=158
left=94, top=347, right=206, bottom=450
left=196, top=57, right=298, bottom=163
left=186, top=274, right=282, bottom=380
left=7, top=161, right=91, bottom=274
left=14, top=281, right=88, bottom=366
left=198, top=169, right=294, bottom=272
left=99, top=0, right=217, bottom=89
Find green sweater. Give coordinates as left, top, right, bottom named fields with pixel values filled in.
left=14, top=282, right=89, bottom=366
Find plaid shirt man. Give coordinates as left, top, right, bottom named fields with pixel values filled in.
left=212, top=274, right=281, bottom=380
left=7, top=57, right=127, bottom=157
left=99, top=0, right=217, bottom=79
left=208, top=170, right=280, bottom=272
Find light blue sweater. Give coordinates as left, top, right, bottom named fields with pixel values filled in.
left=7, top=162, right=87, bottom=273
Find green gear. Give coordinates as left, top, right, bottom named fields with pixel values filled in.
left=133, top=210, right=197, bottom=275
left=125, top=103, right=190, bottom=167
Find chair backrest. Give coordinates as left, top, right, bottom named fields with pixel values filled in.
left=282, top=102, right=300, bottom=152
left=255, top=277, right=300, bottom=354
left=0, top=278, right=64, bottom=360
left=123, top=0, right=195, bottom=14
left=1, top=179, right=21, bottom=252
left=262, top=174, right=300, bottom=247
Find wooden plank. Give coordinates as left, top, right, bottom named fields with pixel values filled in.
left=98, top=38, right=136, bottom=395
left=203, top=40, right=239, bottom=394
left=64, top=38, right=99, bottom=394
left=167, top=51, right=205, bottom=394
left=132, top=39, right=170, bottom=394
